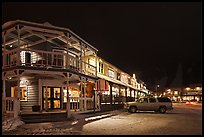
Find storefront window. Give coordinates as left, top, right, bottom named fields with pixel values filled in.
left=54, top=88, right=60, bottom=98
left=43, top=87, right=51, bottom=98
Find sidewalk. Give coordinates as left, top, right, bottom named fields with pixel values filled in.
left=2, top=109, right=122, bottom=135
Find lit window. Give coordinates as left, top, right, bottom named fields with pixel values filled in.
left=174, top=91, right=178, bottom=95
left=195, top=87, right=201, bottom=91
left=88, top=58, right=96, bottom=70
left=11, top=86, right=28, bottom=101
left=108, top=69, right=115, bottom=78
left=186, top=87, right=191, bottom=91
left=98, top=62, right=104, bottom=74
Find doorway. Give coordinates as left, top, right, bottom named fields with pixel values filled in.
left=42, top=87, right=61, bottom=110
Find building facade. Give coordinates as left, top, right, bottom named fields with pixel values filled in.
left=162, top=84, right=202, bottom=102
left=2, top=20, right=149, bottom=119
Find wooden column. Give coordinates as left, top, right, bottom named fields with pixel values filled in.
left=65, top=33, right=70, bottom=69
left=110, top=82, right=113, bottom=110
left=14, top=73, right=20, bottom=118
left=17, top=25, right=21, bottom=66
left=83, top=46, right=86, bottom=73
left=38, top=79, right=42, bottom=111
left=79, top=80, right=83, bottom=111
left=84, top=79, right=87, bottom=111
left=45, top=80, right=48, bottom=112
left=80, top=42, right=83, bottom=73
left=125, top=87, right=127, bottom=102
left=60, top=86, right=63, bottom=109
left=66, top=72, right=70, bottom=118
left=95, top=53, right=97, bottom=76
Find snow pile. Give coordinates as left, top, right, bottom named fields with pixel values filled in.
left=2, top=117, right=25, bottom=132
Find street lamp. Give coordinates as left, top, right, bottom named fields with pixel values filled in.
left=156, top=84, right=160, bottom=96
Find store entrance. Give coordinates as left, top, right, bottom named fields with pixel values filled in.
left=42, top=87, right=61, bottom=110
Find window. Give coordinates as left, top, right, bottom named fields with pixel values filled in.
left=121, top=74, right=128, bottom=84
left=108, top=69, right=114, bottom=78
left=139, top=98, right=148, bottom=103
left=54, top=88, right=61, bottom=98
left=157, top=97, right=171, bottom=102
left=117, top=73, right=121, bottom=80
left=98, top=62, right=104, bottom=74
left=11, top=87, right=28, bottom=101
left=174, top=91, right=178, bottom=95
left=149, top=98, right=156, bottom=103
left=88, top=58, right=96, bottom=70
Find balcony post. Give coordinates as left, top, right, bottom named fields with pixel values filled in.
left=95, top=53, right=97, bottom=77
left=80, top=42, right=83, bottom=73
left=17, top=25, right=21, bottom=66
left=2, top=32, right=6, bottom=68
left=83, top=46, right=86, bottom=73
left=65, top=33, right=70, bottom=69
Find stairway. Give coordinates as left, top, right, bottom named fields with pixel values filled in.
left=20, top=112, right=70, bottom=123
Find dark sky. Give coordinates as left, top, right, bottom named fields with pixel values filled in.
left=2, top=2, right=202, bottom=90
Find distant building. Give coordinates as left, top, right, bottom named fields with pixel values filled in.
left=162, top=84, right=202, bottom=102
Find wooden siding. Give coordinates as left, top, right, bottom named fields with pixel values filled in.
left=20, top=79, right=39, bottom=111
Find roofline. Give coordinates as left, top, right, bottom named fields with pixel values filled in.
left=2, top=20, right=98, bottom=52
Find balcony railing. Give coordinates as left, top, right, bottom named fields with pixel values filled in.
left=2, top=48, right=97, bottom=77
left=3, top=97, right=15, bottom=113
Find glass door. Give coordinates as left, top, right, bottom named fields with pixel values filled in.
left=42, top=87, right=61, bottom=110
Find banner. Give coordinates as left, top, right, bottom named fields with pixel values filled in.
left=96, top=79, right=109, bottom=91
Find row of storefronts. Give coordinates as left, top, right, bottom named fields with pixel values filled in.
left=2, top=20, right=150, bottom=119
left=160, top=84, right=202, bottom=102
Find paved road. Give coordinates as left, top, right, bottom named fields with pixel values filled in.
left=2, top=103, right=202, bottom=135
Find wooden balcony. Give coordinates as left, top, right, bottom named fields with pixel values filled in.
left=2, top=48, right=97, bottom=77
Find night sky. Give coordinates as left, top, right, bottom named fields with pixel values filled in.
left=2, top=2, right=202, bottom=91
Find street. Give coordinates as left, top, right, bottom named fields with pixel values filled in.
left=2, top=103, right=202, bottom=135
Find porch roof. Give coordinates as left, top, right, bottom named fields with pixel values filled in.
left=2, top=20, right=98, bottom=53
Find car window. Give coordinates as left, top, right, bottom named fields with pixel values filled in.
left=157, top=97, right=171, bottom=102
left=149, top=98, right=156, bottom=103
left=139, top=98, right=148, bottom=103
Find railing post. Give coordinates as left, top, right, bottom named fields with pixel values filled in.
left=2, top=32, right=6, bottom=69
left=2, top=79, right=6, bottom=114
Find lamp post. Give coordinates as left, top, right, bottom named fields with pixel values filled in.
left=156, top=84, right=160, bottom=97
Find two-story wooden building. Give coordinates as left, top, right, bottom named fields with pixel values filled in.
left=2, top=20, right=100, bottom=118
left=2, top=20, right=150, bottom=119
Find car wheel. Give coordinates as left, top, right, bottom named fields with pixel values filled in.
left=159, top=106, right=167, bottom=114
left=129, top=106, right=137, bottom=113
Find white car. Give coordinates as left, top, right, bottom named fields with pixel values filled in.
left=124, top=97, right=173, bottom=113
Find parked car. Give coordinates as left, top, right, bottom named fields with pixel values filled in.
left=124, top=97, right=173, bottom=113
